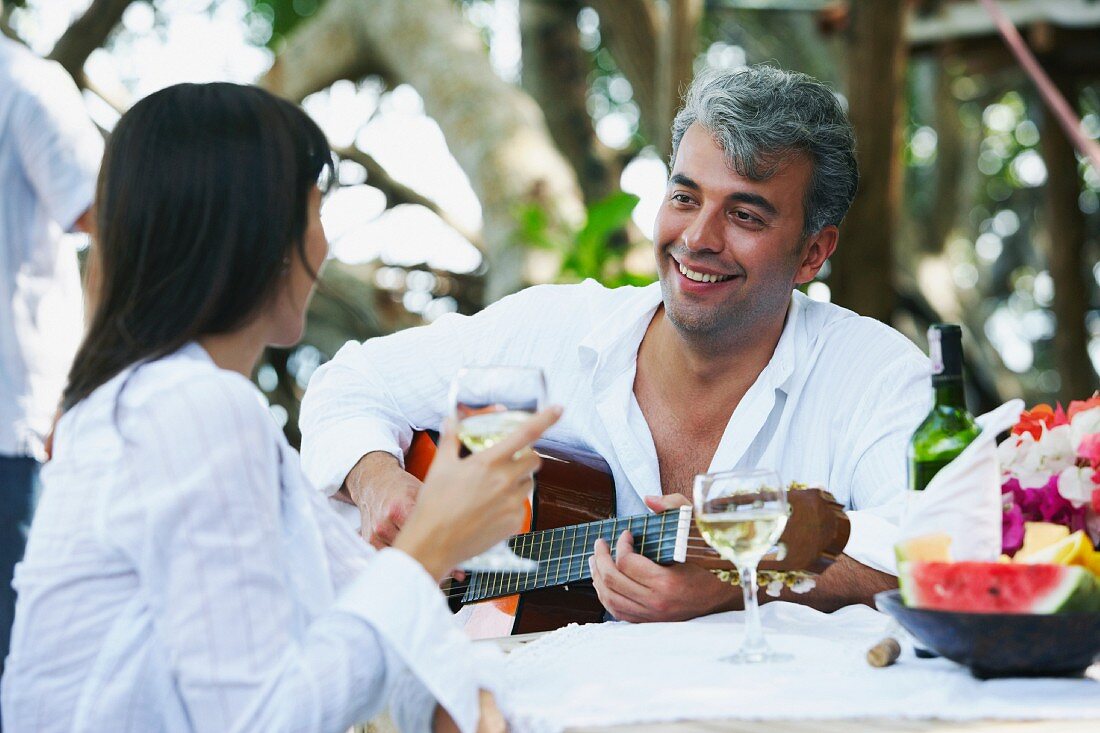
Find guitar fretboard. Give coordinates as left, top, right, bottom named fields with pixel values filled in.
left=462, top=506, right=690, bottom=603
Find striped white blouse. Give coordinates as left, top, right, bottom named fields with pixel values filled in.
left=1, top=343, right=492, bottom=733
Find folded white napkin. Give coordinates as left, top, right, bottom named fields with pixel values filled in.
left=899, top=399, right=1024, bottom=561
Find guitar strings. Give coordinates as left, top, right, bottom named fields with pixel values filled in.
left=439, top=537, right=755, bottom=602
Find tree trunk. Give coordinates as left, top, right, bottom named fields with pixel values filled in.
left=657, top=0, right=703, bottom=158
left=262, top=0, right=585, bottom=302
left=47, top=0, right=137, bottom=85
left=832, top=0, right=908, bottom=323
left=929, top=48, right=965, bottom=254
left=1039, top=75, right=1098, bottom=399
left=589, top=0, right=663, bottom=146
left=519, top=0, right=618, bottom=203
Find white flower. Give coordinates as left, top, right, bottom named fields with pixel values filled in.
left=765, top=579, right=785, bottom=598
left=1038, top=424, right=1077, bottom=470
left=1000, top=424, right=1078, bottom=489
left=1069, top=406, right=1100, bottom=448
left=1056, top=465, right=1095, bottom=507
left=998, top=433, right=1027, bottom=474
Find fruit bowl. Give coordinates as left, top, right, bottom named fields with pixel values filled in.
left=875, top=589, right=1100, bottom=679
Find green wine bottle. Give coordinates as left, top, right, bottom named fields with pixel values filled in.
left=908, top=324, right=981, bottom=492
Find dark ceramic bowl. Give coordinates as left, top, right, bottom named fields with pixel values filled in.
left=875, top=589, right=1100, bottom=679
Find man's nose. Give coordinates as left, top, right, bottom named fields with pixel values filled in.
left=681, top=207, right=722, bottom=253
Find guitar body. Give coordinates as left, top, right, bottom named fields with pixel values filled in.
left=508, top=445, right=615, bottom=634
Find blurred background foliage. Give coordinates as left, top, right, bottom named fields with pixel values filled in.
left=5, top=0, right=1099, bottom=447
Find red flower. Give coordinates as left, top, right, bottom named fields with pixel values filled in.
left=1068, top=393, right=1100, bottom=421
left=1012, top=404, right=1059, bottom=439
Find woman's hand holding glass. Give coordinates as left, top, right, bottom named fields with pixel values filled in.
left=393, top=405, right=561, bottom=582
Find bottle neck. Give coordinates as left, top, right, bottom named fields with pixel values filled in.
left=932, top=375, right=967, bottom=409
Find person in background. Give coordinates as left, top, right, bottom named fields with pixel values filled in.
left=1, top=82, right=558, bottom=732
left=0, top=35, right=103, bottom=682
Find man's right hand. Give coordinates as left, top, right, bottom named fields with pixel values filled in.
left=345, top=451, right=421, bottom=549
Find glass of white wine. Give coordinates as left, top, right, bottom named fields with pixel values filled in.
left=448, top=365, right=544, bottom=573
left=693, top=468, right=791, bottom=663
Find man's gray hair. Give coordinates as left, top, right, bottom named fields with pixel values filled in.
left=670, top=65, right=858, bottom=235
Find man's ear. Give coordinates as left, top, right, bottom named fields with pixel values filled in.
left=794, top=225, right=838, bottom=285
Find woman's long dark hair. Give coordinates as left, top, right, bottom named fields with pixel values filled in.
left=63, top=82, right=334, bottom=412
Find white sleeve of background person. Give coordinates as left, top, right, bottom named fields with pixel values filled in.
left=12, top=58, right=103, bottom=231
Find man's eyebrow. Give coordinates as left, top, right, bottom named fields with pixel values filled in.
left=669, top=173, right=698, bottom=189
left=669, top=173, right=779, bottom=217
left=727, top=191, right=778, bottom=217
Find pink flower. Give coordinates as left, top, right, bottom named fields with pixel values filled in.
left=1001, top=496, right=1025, bottom=555
left=1079, top=433, right=1100, bottom=469
left=1000, top=476, right=1088, bottom=556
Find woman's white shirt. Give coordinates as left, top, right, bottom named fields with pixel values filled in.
left=1, top=343, right=493, bottom=733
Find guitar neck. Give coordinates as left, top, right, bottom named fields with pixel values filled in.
left=462, top=506, right=693, bottom=603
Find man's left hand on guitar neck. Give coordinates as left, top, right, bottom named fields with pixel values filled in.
left=588, top=494, right=741, bottom=623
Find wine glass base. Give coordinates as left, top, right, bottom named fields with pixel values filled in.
left=718, top=650, right=793, bottom=664
left=459, top=546, right=538, bottom=573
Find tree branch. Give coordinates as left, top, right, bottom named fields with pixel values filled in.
left=1, top=4, right=22, bottom=42
left=47, top=0, right=137, bottom=85
left=333, top=145, right=483, bottom=250
left=258, top=0, right=394, bottom=102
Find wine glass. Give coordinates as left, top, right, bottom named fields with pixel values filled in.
left=693, top=468, right=791, bottom=663
left=448, top=365, right=544, bottom=573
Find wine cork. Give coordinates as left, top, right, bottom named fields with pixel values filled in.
left=867, top=637, right=901, bottom=668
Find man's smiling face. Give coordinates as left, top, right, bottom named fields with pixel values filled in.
left=653, top=122, right=819, bottom=342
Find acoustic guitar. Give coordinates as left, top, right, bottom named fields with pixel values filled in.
left=404, top=432, right=850, bottom=637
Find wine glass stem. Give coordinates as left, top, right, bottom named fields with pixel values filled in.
left=738, top=562, right=768, bottom=657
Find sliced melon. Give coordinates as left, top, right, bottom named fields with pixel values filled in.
left=895, top=533, right=952, bottom=564
left=1014, top=522, right=1070, bottom=561
left=897, top=561, right=1100, bottom=614
left=1017, top=531, right=1100, bottom=577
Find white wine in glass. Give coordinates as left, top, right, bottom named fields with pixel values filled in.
left=693, top=468, right=791, bottom=664
left=449, top=365, right=544, bottom=573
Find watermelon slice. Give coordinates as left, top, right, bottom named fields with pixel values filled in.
left=897, top=561, right=1100, bottom=614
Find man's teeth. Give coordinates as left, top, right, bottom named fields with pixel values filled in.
left=678, top=262, right=733, bottom=283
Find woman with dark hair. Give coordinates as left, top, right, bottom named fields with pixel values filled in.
left=0, top=82, right=557, bottom=732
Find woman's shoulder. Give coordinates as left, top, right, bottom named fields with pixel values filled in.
left=64, top=344, right=273, bottom=448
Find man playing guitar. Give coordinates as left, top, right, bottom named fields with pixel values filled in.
left=299, top=65, right=930, bottom=622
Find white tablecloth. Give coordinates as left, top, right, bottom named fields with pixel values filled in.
left=500, top=602, right=1100, bottom=733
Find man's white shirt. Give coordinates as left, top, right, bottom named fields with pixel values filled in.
left=300, top=280, right=932, bottom=574
left=2, top=344, right=496, bottom=733
left=0, top=37, right=102, bottom=458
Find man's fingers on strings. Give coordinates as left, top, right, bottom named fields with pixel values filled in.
left=614, top=529, right=634, bottom=562
left=589, top=555, right=650, bottom=621
left=591, top=538, right=650, bottom=598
